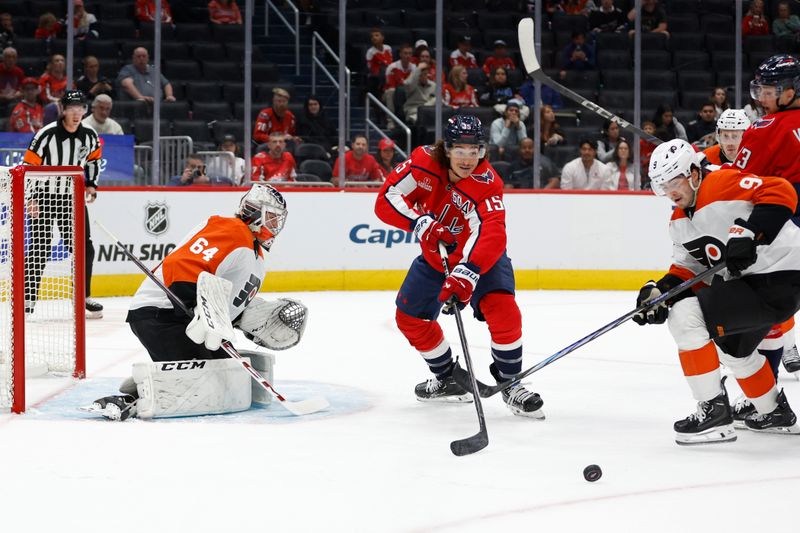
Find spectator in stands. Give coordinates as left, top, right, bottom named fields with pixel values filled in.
left=296, top=95, right=337, bottom=153
left=562, top=0, right=595, bottom=16
left=639, top=120, right=657, bottom=188
left=0, top=13, right=16, bottom=51
left=136, top=0, right=174, bottom=24
left=560, top=138, right=613, bottom=190
left=597, top=119, right=626, bottom=163
left=169, top=154, right=212, bottom=186
left=606, top=139, right=634, bottom=190
left=73, top=0, right=99, bottom=40
left=507, top=137, right=560, bottom=189
left=76, top=56, right=113, bottom=101
left=382, top=43, right=415, bottom=128
left=653, top=103, right=687, bottom=142
left=743, top=0, right=770, bottom=37
left=414, top=47, right=440, bottom=84
left=35, top=13, right=63, bottom=40
left=375, top=138, right=401, bottom=177
left=686, top=102, right=718, bottom=146
left=332, top=134, right=383, bottom=183
left=402, top=61, right=437, bottom=124
left=449, top=35, right=478, bottom=69
left=490, top=101, right=528, bottom=157
left=540, top=103, right=566, bottom=148
left=710, top=86, right=729, bottom=118
left=0, top=47, right=23, bottom=109
left=8, top=77, right=43, bottom=133
left=253, top=87, right=297, bottom=145
left=743, top=96, right=762, bottom=123
left=366, top=28, right=393, bottom=97
left=559, top=31, right=594, bottom=80
left=774, top=1, right=800, bottom=52
left=39, top=54, right=67, bottom=104
left=519, top=78, right=564, bottom=109
left=251, top=132, right=297, bottom=182
left=483, top=40, right=516, bottom=78
left=206, top=134, right=246, bottom=184
left=117, top=47, right=176, bottom=103
left=81, top=94, right=123, bottom=135
left=627, top=0, right=669, bottom=39
left=208, top=0, right=243, bottom=24
left=443, top=65, right=478, bottom=109
left=480, top=67, right=528, bottom=119
left=590, top=0, right=627, bottom=34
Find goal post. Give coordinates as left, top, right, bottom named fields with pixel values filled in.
left=0, top=165, right=86, bottom=413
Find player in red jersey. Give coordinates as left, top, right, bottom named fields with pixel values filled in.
left=730, top=54, right=800, bottom=379
left=374, top=115, right=544, bottom=418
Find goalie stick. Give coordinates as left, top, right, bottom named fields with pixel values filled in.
left=95, top=221, right=329, bottom=417
left=439, top=243, right=489, bottom=456
left=453, top=262, right=727, bottom=398
left=517, top=17, right=662, bottom=145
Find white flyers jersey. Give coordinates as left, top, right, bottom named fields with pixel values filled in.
left=128, top=216, right=267, bottom=321
left=667, top=169, right=800, bottom=281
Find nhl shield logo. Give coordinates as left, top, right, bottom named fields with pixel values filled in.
left=144, top=203, right=169, bottom=235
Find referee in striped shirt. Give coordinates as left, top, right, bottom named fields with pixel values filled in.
left=23, top=90, right=104, bottom=318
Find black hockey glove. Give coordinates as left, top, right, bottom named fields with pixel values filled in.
left=726, top=218, right=759, bottom=278
left=632, top=281, right=668, bottom=325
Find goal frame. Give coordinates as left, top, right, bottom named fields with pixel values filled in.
left=6, top=165, right=86, bottom=413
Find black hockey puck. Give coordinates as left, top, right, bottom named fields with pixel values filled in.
left=583, top=464, right=602, bottom=482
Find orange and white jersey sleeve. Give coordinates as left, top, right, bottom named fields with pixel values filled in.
left=129, top=216, right=267, bottom=321
left=668, top=168, right=800, bottom=279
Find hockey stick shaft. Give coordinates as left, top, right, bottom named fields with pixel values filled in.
left=440, top=244, right=489, bottom=456
left=517, top=18, right=662, bottom=145
left=95, top=221, right=328, bottom=416
left=470, top=262, right=727, bottom=398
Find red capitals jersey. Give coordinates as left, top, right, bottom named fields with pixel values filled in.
left=449, top=50, right=478, bottom=69
left=332, top=151, right=384, bottom=182
left=442, top=83, right=478, bottom=108
left=9, top=100, right=44, bottom=133
left=253, top=108, right=296, bottom=144
left=251, top=151, right=297, bottom=182
left=366, top=45, right=393, bottom=76
left=730, top=109, right=800, bottom=183
left=482, top=56, right=516, bottom=77
left=375, top=145, right=507, bottom=273
left=384, top=60, right=414, bottom=90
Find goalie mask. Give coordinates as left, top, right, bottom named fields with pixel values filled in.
left=236, top=183, right=287, bottom=251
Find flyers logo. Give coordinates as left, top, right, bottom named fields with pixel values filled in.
left=471, top=169, right=494, bottom=184
left=752, top=117, right=774, bottom=129
left=684, top=236, right=725, bottom=267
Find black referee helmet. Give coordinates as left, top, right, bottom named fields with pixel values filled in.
left=61, top=90, right=88, bottom=109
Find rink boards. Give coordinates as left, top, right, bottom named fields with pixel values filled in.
left=87, top=187, right=674, bottom=296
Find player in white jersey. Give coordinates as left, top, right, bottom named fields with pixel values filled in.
left=633, top=139, right=800, bottom=445
left=88, top=184, right=308, bottom=420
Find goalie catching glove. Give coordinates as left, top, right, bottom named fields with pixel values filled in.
left=237, top=297, right=308, bottom=350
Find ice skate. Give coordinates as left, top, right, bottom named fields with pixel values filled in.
left=85, top=298, right=103, bottom=319
left=80, top=394, right=137, bottom=421
left=491, top=364, right=544, bottom=419
left=731, top=394, right=757, bottom=429
left=782, top=345, right=800, bottom=377
left=415, top=375, right=472, bottom=403
left=674, top=382, right=736, bottom=445
left=745, top=389, right=800, bottom=434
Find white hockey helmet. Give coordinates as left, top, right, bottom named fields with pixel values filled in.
left=648, top=139, right=700, bottom=197
left=236, top=183, right=287, bottom=250
left=716, top=109, right=750, bottom=134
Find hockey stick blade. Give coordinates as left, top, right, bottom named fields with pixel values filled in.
left=450, top=429, right=489, bottom=456
left=451, top=362, right=494, bottom=397
left=279, top=395, right=330, bottom=416
left=517, top=18, right=661, bottom=145
left=466, top=262, right=727, bottom=398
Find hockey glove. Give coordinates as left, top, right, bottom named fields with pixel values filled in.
left=439, top=263, right=479, bottom=314
left=726, top=218, right=758, bottom=277
left=414, top=214, right=456, bottom=254
left=632, top=281, right=668, bottom=325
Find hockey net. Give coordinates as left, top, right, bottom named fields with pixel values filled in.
left=0, top=165, right=86, bottom=413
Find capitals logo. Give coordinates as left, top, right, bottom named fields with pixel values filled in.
left=470, top=169, right=495, bottom=184
left=752, top=117, right=775, bottom=129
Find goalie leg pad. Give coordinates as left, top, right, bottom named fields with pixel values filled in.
left=133, top=358, right=252, bottom=418
left=239, top=349, right=276, bottom=406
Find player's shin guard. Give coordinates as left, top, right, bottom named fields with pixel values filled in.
left=480, top=292, right=523, bottom=379
left=669, top=299, right=723, bottom=401
left=395, top=309, right=453, bottom=378
left=719, top=351, right=778, bottom=415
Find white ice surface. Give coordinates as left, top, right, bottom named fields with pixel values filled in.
left=2, top=291, right=800, bottom=533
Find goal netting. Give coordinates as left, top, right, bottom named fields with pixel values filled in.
left=0, top=165, right=86, bottom=413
